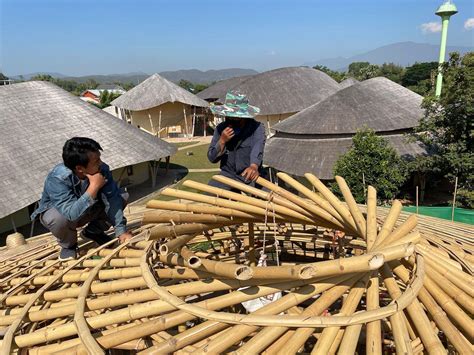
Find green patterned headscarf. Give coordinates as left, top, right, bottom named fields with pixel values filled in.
left=210, top=91, right=260, bottom=118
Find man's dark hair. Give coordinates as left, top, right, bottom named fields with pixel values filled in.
left=62, top=137, right=103, bottom=171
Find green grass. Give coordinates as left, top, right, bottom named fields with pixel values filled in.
left=161, top=144, right=217, bottom=170
left=144, top=171, right=218, bottom=202
left=173, top=141, right=198, bottom=148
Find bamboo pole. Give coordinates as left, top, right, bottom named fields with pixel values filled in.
left=392, top=261, right=473, bottom=353
left=273, top=275, right=362, bottom=355
left=311, top=275, right=369, bottom=354
left=197, top=275, right=357, bottom=354
left=182, top=180, right=317, bottom=225
left=335, top=175, right=367, bottom=237
left=304, top=173, right=359, bottom=234
left=337, top=324, right=363, bottom=354
left=372, top=214, right=418, bottom=250
left=365, top=186, right=382, bottom=355
left=143, top=211, right=246, bottom=225
left=13, top=277, right=272, bottom=347
left=382, top=264, right=446, bottom=355
left=70, top=277, right=346, bottom=351
left=159, top=234, right=198, bottom=256
left=159, top=188, right=293, bottom=223
left=254, top=176, right=347, bottom=230
left=276, top=172, right=345, bottom=225
left=211, top=175, right=312, bottom=217
left=146, top=200, right=259, bottom=220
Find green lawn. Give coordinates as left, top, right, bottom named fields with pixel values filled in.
left=161, top=143, right=217, bottom=170
left=172, top=141, right=199, bottom=148
left=144, top=171, right=218, bottom=202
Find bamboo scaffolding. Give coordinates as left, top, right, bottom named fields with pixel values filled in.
left=1, top=174, right=471, bottom=354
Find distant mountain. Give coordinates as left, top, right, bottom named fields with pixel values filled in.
left=159, top=68, right=258, bottom=84
left=306, top=42, right=473, bottom=70
left=62, top=72, right=150, bottom=84
left=9, top=68, right=258, bottom=85
left=9, top=72, right=68, bottom=80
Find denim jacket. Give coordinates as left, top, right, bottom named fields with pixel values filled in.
left=31, top=163, right=127, bottom=237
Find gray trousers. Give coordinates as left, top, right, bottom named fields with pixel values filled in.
left=40, top=202, right=110, bottom=249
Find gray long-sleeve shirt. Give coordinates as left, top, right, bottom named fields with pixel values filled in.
left=208, top=119, right=266, bottom=184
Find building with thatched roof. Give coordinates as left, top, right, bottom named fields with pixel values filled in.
left=111, top=73, right=209, bottom=138
left=264, top=77, right=427, bottom=179
left=0, top=81, right=176, bottom=233
left=339, top=77, right=359, bottom=89
left=197, top=75, right=254, bottom=102
left=198, top=67, right=340, bottom=134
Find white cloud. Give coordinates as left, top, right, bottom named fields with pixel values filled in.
left=267, top=50, right=277, bottom=56
left=464, top=18, right=474, bottom=30
left=420, top=22, right=442, bottom=34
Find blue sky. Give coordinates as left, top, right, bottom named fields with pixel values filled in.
left=1, top=0, right=473, bottom=76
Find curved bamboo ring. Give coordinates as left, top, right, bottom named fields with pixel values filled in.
left=0, top=240, right=115, bottom=355
left=136, top=240, right=423, bottom=329
left=73, top=235, right=139, bottom=354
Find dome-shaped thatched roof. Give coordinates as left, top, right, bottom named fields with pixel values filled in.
left=274, top=77, right=424, bottom=135
left=198, top=67, right=340, bottom=116
left=339, top=77, right=359, bottom=89
left=264, top=134, right=427, bottom=180
left=111, top=73, right=208, bottom=111
left=197, top=75, right=254, bottom=101
left=264, top=77, right=427, bottom=179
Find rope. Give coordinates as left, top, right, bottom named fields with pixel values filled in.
left=261, top=192, right=280, bottom=266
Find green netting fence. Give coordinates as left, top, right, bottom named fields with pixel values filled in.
left=402, top=206, right=474, bottom=225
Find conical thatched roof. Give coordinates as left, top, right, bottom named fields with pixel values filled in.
left=197, top=75, right=254, bottom=101
left=339, top=77, right=358, bottom=89
left=264, top=77, right=427, bottom=179
left=0, top=81, right=177, bottom=219
left=111, top=73, right=209, bottom=111
left=199, top=67, right=340, bottom=115
left=274, top=77, right=424, bottom=135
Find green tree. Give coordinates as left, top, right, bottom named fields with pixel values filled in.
left=379, top=63, right=405, bottom=83
left=0, top=73, right=10, bottom=85
left=313, top=65, right=345, bottom=82
left=401, top=62, right=438, bottom=95
left=178, top=79, right=195, bottom=92
left=193, top=83, right=210, bottom=93
left=99, top=90, right=121, bottom=108
left=332, top=129, right=408, bottom=203
left=31, top=74, right=55, bottom=82
left=357, top=64, right=381, bottom=80
left=412, top=52, right=473, bottom=207
left=347, top=62, right=381, bottom=81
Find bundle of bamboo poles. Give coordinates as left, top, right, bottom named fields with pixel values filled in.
left=0, top=173, right=472, bottom=354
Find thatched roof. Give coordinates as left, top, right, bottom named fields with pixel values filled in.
left=111, top=73, right=209, bottom=111
left=274, top=77, right=424, bottom=134
left=0, top=81, right=177, bottom=219
left=264, top=77, right=427, bottom=179
left=197, top=75, right=254, bottom=101
left=199, top=67, right=340, bottom=116
left=339, top=77, right=358, bottom=89
left=264, top=134, right=427, bottom=180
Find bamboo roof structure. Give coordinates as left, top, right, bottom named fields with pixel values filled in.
left=264, top=77, right=428, bottom=179
left=0, top=81, right=176, bottom=220
left=1, top=173, right=472, bottom=354
left=197, top=67, right=340, bottom=115
left=111, top=73, right=209, bottom=111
